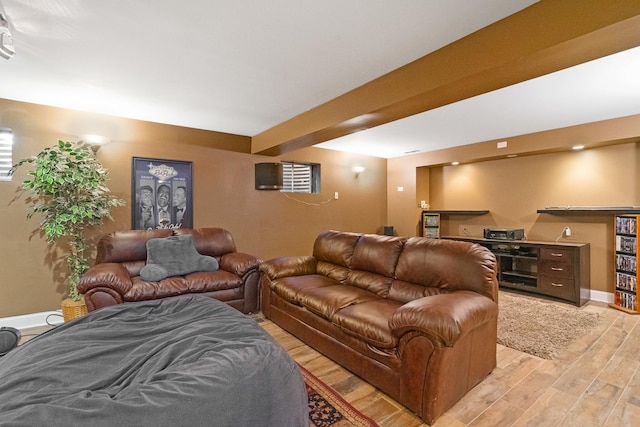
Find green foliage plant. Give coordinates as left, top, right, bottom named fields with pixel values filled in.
left=10, top=140, right=125, bottom=300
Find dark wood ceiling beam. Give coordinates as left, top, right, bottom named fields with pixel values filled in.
left=251, top=0, right=640, bottom=156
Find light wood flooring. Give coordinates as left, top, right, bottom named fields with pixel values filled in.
left=17, top=300, right=640, bottom=426
left=260, top=300, right=640, bottom=427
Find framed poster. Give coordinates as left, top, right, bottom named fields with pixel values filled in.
left=132, top=157, right=193, bottom=230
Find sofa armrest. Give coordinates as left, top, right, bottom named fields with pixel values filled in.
left=219, top=252, right=262, bottom=277
left=77, top=263, right=133, bottom=296
left=389, top=291, right=498, bottom=347
left=259, top=256, right=317, bottom=280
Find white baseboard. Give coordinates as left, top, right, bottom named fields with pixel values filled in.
left=590, top=290, right=614, bottom=304
left=0, top=310, right=65, bottom=329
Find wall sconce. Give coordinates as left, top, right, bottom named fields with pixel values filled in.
left=79, top=134, right=111, bottom=153
left=352, top=165, right=365, bottom=178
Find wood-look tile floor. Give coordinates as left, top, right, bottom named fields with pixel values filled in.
left=16, top=300, right=639, bottom=426
left=260, top=301, right=640, bottom=427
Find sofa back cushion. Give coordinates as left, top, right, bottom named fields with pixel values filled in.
left=174, top=228, right=237, bottom=258
left=391, top=237, right=498, bottom=302
left=95, top=228, right=237, bottom=278
left=313, top=230, right=361, bottom=283
left=347, top=234, right=406, bottom=296
left=96, top=229, right=173, bottom=265
left=387, top=279, right=443, bottom=303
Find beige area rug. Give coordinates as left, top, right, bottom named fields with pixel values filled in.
left=497, top=291, right=601, bottom=359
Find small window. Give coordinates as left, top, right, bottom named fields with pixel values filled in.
left=281, top=161, right=320, bottom=194
left=0, top=128, right=13, bottom=181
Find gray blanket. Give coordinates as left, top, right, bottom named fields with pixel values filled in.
left=0, top=295, right=308, bottom=426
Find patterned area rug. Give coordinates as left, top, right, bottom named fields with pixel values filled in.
left=299, top=364, right=379, bottom=427
left=498, top=291, right=601, bottom=359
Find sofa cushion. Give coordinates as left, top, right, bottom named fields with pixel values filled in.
left=271, top=275, right=338, bottom=306
left=313, top=230, right=361, bottom=268
left=350, top=234, right=405, bottom=277
left=395, top=237, right=498, bottom=301
left=96, top=229, right=173, bottom=264
left=124, top=271, right=241, bottom=301
left=125, top=276, right=190, bottom=301
left=183, top=270, right=242, bottom=292
left=346, top=270, right=394, bottom=297
left=140, top=234, right=219, bottom=282
left=316, top=261, right=351, bottom=284
left=122, top=260, right=146, bottom=278
left=297, top=285, right=380, bottom=321
left=332, top=300, right=403, bottom=349
left=388, top=279, right=443, bottom=304
left=340, top=234, right=405, bottom=297
left=174, top=228, right=237, bottom=257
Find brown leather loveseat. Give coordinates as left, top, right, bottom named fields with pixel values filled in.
left=259, top=230, right=498, bottom=424
left=78, top=228, right=261, bottom=314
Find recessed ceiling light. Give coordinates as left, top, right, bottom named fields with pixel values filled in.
left=572, top=145, right=585, bottom=150
left=451, top=161, right=460, bottom=166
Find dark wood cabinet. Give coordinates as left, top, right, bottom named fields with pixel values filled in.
left=444, top=236, right=590, bottom=306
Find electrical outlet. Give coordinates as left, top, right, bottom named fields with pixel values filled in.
left=334, top=192, right=339, bottom=200
left=562, top=227, right=573, bottom=239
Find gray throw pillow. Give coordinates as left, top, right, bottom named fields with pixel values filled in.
left=140, top=234, right=219, bottom=282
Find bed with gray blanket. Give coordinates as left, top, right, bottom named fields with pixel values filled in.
left=0, top=295, right=308, bottom=426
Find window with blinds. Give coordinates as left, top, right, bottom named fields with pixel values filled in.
left=281, top=161, right=320, bottom=193
left=0, top=128, right=13, bottom=182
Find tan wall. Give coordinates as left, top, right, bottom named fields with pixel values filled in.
left=3, top=97, right=637, bottom=316
left=389, top=142, right=640, bottom=295
left=1, top=99, right=387, bottom=317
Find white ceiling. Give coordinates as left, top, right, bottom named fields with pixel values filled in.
left=1, top=1, right=638, bottom=158
left=319, top=46, right=640, bottom=158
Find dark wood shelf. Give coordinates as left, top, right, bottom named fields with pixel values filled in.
left=442, top=236, right=586, bottom=248
left=537, top=206, right=640, bottom=215
left=421, top=210, right=489, bottom=215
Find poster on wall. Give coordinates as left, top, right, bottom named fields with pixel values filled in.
left=131, top=157, right=193, bottom=230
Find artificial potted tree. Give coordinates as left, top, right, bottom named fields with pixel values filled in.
left=11, top=140, right=125, bottom=321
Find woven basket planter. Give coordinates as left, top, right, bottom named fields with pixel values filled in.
left=61, top=297, right=88, bottom=322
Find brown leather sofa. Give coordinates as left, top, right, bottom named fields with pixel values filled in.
left=259, top=230, right=499, bottom=424
left=78, top=228, right=261, bottom=314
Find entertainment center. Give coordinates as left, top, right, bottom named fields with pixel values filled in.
left=445, top=236, right=590, bottom=306
left=422, top=207, right=640, bottom=307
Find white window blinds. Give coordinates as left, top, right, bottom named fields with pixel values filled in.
left=0, top=129, right=13, bottom=181
left=281, top=162, right=313, bottom=193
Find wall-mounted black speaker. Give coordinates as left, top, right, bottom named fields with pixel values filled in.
left=255, top=162, right=283, bottom=190
left=0, top=326, right=21, bottom=356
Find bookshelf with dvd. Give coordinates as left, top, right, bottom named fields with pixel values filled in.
left=422, top=212, right=440, bottom=238
left=612, top=215, right=639, bottom=314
